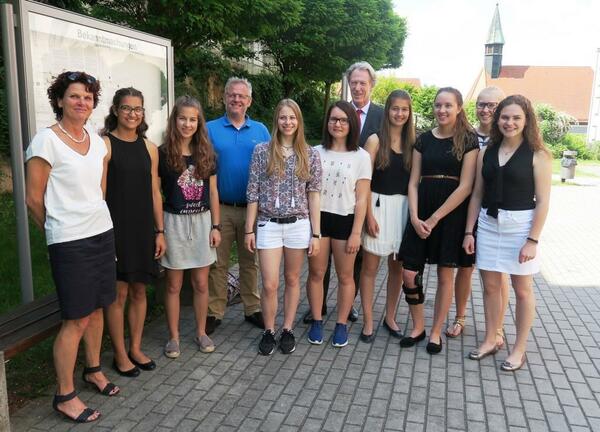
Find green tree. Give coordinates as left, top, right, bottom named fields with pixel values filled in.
left=258, top=0, right=407, bottom=108
left=371, top=77, right=417, bottom=105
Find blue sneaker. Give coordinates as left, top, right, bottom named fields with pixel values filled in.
left=332, top=323, right=348, bottom=347
left=308, top=320, right=323, bottom=345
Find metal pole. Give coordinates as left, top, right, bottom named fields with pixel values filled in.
left=2, top=2, right=34, bottom=304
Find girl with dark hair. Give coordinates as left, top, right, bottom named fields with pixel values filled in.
left=103, top=87, right=165, bottom=377
left=399, top=87, right=479, bottom=355
left=26, top=71, right=116, bottom=423
left=306, top=100, right=371, bottom=348
left=159, top=95, right=221, bottom=358
left=359, top=90, right=415, bottom=342
left=244, top=99, right=322, bottom=355
left=464, top=95, right=552, bottom=371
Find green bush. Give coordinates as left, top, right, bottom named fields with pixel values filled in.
left=559, top=133, right=592, bottom=159
left=536, top=104, right=574, bottom=144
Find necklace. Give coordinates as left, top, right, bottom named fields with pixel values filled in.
left=501, top=145, right=518, bottom=156
left=57, top=122, right=88, bottom=143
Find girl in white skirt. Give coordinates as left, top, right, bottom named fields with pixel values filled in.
left=463, top=94, right=552, bottom=371
left=359, top=90, right=415, bottom=342
left=159, top=96, right=221, bottom=358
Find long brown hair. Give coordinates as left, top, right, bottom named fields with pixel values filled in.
left=267, top=99, right=311, bottom=181
left=435, top=87, right=475, bottom=160
left=489, top=94, right=550, bottom=155
left=163, top=95, right=215, bottom=179
left=377, top=90, right=416, bottom=171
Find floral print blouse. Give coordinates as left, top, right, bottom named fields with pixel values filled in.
left=246, top=143, right=322, bottom=221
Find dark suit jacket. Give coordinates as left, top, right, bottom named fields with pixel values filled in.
left=358, top=102, right=384, bottom=147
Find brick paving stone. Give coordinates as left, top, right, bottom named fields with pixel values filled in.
left=9, top=185, right=600, bottom=431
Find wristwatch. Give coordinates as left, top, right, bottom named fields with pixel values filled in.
left=211, top=224, right=222, bottom=231
left=312, top=233, right=322, bottom=239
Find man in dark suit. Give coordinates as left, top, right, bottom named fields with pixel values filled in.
left=304, top=61, right=383, bottom=324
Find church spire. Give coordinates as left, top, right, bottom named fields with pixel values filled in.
left=485, top=3, right=504, bottom=78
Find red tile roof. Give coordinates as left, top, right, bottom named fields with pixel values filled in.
left=467, top=66, right=594, bottom=122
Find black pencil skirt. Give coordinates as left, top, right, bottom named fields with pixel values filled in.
left=48, top=229, right=117, bottom=320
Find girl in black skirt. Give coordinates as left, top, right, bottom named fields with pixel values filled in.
left=398, top=87, right=479, bottom=355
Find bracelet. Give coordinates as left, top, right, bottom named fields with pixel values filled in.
left=155, top=229, right=165, bottom=234
left=526, top=237, right=539, bottom=244
left=464, top=232, right=474, bottom=237
left=245, top=231, right=254, bottom=235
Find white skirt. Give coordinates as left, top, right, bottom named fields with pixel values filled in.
left=476, top=208, right=539, bottom=275
left=362, top=193, right=409, bottom=257
left=160, top=211, right=217, bottom=270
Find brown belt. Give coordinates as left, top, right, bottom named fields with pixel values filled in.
left=421, top=175, right=459, bottom=181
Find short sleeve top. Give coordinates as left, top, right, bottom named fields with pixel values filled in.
left=415, top=130, right=479, bottom=177
left=25, top=127, right=113, bottom=245
left=316, top=145, right=372, bottom=216
left=246, top=143, right=322, bottom=221
left=158, top=148, right=215, bottom=214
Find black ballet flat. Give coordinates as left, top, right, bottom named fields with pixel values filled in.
left=399, top=330, right=426, bottom=348
left=128, top=352, right=156, bottom=371
left=426, top=337, right=443, bottom=355
left=112, top=359, right=140, bottom=377
left=383, top=320, right=403, bottom=339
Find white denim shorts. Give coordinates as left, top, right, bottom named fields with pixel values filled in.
left=256, top=217, right=311, bottom=249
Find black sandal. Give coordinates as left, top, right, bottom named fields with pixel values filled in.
left=52, top=390, right=100, bottom=423
left=82, top=365, right=120, bottom=396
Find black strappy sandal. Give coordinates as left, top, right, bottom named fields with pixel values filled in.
left=52, top=390, right=100, bottom=423
left=82, top=365, right=120, bottom=396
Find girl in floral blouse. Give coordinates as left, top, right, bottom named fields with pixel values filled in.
left=245, top=99, right=322, bottom=356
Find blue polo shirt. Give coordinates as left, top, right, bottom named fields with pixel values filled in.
left=207, top=115, right=271, bottom=203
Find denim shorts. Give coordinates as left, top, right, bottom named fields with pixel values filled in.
left=256, top=217, right=311, bottom=249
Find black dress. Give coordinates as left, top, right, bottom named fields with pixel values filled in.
left=106, top=133, right=157, bottom=283
left=399, top=130, right=479, bottom=271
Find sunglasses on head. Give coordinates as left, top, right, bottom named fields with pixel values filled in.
left=67, top=72, right=97, bottom=84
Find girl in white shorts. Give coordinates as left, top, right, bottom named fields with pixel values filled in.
left=245, top=99, right=322, bottom=356
left=359, top=90, right=415, bottom=343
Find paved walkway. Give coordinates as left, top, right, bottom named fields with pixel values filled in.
left=11, top=184, right=600, bottom=432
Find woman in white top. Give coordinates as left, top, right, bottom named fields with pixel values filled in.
left=307, top=100, right=371, bottom=348
left=26, top=71, right=117, bottom=423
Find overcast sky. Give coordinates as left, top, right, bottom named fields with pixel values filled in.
left=389, top=0, right=600, bottom=95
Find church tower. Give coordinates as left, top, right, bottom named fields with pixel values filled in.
left=485, top=4, right=505, bottom=78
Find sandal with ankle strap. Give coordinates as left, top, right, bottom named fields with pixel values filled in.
left=496, top=328, right=505, bottom=348
left=52, top=390, right=100, bottom=423
left=445, top=316, right=466, bottom=338
left=82, top=365, right=120, bottom=396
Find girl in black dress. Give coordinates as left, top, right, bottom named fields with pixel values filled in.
left=399, top=87, right=479, bottom=354
left=102, top=88, right=166, bottom=376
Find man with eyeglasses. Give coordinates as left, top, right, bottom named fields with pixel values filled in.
left=206, top=77, right=270, bottom=335
left=303, top=61, right=384, bottom=325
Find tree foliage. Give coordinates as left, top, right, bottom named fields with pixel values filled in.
left=258, top=0, right=407, bottom=97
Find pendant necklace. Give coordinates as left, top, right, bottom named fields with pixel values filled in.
left=58, top=122, right=88, bottom=143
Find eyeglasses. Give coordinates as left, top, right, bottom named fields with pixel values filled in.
left=119, top=105, right=145, bottom=115
left=476, top=102, right=498, bottom=110
left=328, top=117, right=349, bottom=125
left=226, top=93, right=250, bottom=100
left=67, top=71, right=97, bottom=84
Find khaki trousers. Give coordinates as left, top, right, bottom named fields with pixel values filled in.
left=208, top=204, right=260, bottom=318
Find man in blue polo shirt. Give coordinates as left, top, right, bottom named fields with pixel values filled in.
left=206, top=77, right=270, bottom=334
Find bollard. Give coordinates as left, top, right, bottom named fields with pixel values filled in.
left=560, top=150, right=577, bottom=182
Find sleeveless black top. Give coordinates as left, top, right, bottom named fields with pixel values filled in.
left=481, top=142, right=535, bottom=218
left=371, top=149, right=410, bottom=196
left=106, top=133, right=157, bottom=283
